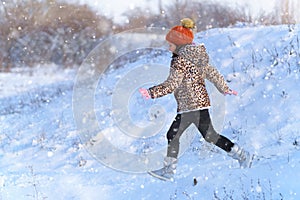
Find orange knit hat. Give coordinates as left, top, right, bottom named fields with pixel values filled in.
left=166, top=26, right=194, bottom=46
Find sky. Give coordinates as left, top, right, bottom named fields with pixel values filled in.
left=73, top=0, right=279, bottom=23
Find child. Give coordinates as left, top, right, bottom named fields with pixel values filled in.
left=139, top=18, right=251, bottom=181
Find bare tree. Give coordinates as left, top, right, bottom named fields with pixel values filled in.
left=0, top=0, right=113, bottom=69
left=277, top=0, right=296, bottom=24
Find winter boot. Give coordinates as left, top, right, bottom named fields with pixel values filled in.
left=148, top=157, right=177, bottom=181
left=228, top=144, right=253, bottom=168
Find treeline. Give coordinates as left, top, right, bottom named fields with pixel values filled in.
left=0, top=0, right=296, bottom=71
left=120, top=0, right=296, bottom=31
left=0, top=0, right=113, bottom=71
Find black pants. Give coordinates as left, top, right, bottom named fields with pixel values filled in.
left=167, top=109, right=234, bottom=158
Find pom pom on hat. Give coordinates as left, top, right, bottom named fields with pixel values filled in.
left=181, top=18, right=195, bottom=29
left=166, top=25, right=194, bottom=46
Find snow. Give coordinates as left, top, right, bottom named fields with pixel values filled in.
left=1, top=24, right=300, bottom=199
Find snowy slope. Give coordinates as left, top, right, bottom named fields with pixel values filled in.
left=1, top=24, right=300, bottom=200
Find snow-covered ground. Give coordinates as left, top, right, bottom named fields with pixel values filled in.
left=1, top=24, right=300, bottom=199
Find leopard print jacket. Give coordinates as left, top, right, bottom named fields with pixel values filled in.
left=148, top=44, right=229, bottom=113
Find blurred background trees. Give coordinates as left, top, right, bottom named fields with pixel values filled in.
left=120, top=0, right=299, bottom=30
left=0, top=0, right=113, bottom=71
left=277, top=0, right=299, bottom=24
left=0, top=0, right=298, bottom=71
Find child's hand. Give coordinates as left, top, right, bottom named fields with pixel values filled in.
left=139, top=88, right=151, bottom=99
left=225, top=89, right=238, bottom=96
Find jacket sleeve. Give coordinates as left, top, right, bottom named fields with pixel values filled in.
left=148, top=58, right=185, bottom=98
left=204, top=64, right=229, bottom=94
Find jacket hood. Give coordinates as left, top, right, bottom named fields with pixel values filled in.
left=177, top=44, right=209, bottom=67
